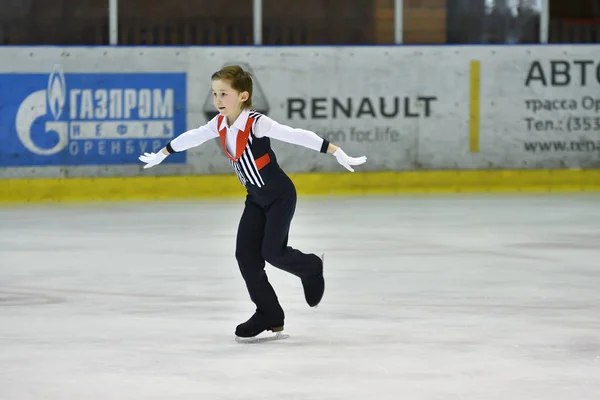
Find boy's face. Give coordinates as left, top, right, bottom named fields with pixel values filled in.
left=211, top=79, right=248, bottom=119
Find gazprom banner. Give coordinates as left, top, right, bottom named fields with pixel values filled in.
left=0, top=62, right=186, bottom=167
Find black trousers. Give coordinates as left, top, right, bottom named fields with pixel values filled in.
left=234, top=173, right=322, bottom=325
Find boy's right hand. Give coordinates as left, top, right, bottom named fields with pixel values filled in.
left=138, top=150, right=168, bottom=169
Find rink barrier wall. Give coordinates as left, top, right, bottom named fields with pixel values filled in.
left=2, top=169, right=600, bottom=204
left=1, top=45, right=600, bottom=202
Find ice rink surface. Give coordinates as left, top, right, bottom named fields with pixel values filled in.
left=1, top=193, right=599, bottom=400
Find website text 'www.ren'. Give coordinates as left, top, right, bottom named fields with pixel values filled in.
left=523, top=140, right=600, bottom=152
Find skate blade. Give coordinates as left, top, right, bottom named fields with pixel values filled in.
left=235, top=332, right=290, bottom=344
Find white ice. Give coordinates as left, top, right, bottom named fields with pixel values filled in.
left=1, top=194, right=599, bottom=400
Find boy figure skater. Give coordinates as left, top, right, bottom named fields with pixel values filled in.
left=139, top=65, right=367, bottom=341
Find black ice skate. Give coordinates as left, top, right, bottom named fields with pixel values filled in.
left=234, top=312, right=288, bottom=343
left=301, top=253, right=325, bottom=307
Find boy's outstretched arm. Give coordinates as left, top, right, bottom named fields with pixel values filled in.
left=257, top=116, right=367, bottom=172
left=139, top=120, right=219, bottom=169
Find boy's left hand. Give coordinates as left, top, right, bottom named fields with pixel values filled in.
left=333, top=148, right=367, bottom=172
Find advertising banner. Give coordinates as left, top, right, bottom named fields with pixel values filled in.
left=475, top=45, right=600, bottom=169
left=0, top=67, right=186, bottom=167
left=0, top=45, right=598, bottom=178
left=187, top=49, right=446, bottom=173
left=188, top=46, right=600, bottom=172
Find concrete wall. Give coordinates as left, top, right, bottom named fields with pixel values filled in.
left=1, top=45, right=599, bottom=181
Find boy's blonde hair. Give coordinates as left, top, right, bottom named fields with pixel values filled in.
left=211, top=65, right=253, bottom=109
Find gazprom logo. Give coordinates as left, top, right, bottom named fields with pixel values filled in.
left=16, top=64, right=69, bottom=156
left=48, top=65, right=66, bottom=121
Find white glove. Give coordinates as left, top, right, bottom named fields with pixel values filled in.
left=139, top=150, right=168, bottom=169
left=332, top=148, right=367, bottom=172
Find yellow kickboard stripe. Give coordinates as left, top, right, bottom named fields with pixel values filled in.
left=2, top=169, right=600, bottom=204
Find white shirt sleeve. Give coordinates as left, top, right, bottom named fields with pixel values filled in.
left=255, top=115, right=328, bottom=153
left=168, top=115, right=219, bottom=152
